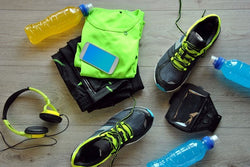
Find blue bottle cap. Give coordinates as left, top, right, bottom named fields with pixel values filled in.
left=79, top=4, right=93, bottom=16
left=202, top=136, right=217, bottom=150
left=212, top=56, right=225, bottom=70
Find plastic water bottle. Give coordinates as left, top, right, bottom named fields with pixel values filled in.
left=24, top=4, right=93, bottom=44
left=146, top=135, right=218, bottom=167
left=211, top=56, right=250, bottom=88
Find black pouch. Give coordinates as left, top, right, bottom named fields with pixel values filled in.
left=165, top=83, right=222, bottom=133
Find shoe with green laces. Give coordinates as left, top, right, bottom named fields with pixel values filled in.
left=71, top=106, right=154, bottom=167
left=155, top=14, right=221, bottom=92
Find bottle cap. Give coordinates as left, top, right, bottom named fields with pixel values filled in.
left=210, top=56, right=225, bottom=70
left=79, top=3, right=94, bottom=16
left=202, top=135, right=219, bottom=150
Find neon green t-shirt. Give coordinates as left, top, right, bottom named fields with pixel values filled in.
left=74, top=8, right=145, bottom=79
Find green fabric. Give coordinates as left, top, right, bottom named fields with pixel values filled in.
left=74, top=8, right=145, bottom=79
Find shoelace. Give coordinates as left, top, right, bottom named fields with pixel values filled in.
left=100, top=121, right=133, bottom=167
left=173, top=0, right=207, bottom=71
left=101, top=121, right=134, bottom=154
left=171, top=41, right=204, bottom=71
left=101, top=96, right=136, bottom=167
left=175, top=0, right=206, bottom=36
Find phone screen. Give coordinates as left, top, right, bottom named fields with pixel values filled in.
left=80, top=43, right=119, bottom=74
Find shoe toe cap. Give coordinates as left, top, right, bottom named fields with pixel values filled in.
left=155, top=61, right=187, bottom=92
left=122, top=107, right=154, bottom=142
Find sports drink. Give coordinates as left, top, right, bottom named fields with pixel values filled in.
left=211, top=56, right=250, bottom=88
left=24, top=4, right=93, bottom=44
left=147, top=135, right=218, bottom=167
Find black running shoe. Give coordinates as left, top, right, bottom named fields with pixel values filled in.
left=71, top=107, right=154, bottom=167
left=155, top=14, right=221, bottom=92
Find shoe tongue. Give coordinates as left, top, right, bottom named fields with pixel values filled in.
left=187, top=31, right=206, bottom=50
left=92, top=139, right=112, bottom=158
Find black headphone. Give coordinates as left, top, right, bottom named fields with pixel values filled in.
left=2, top=87, right=62, bottom=138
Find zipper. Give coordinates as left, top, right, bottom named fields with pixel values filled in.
left=82, top=78, right=96, bottom=94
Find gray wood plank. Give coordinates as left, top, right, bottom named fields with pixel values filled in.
left=1, top=0, right=250, bottom=10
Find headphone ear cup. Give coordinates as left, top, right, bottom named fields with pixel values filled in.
left=40, top=112, right=62, bottom=123
left=25, top=126, right=48, bottom=135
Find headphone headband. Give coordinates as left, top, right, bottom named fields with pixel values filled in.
left=2, top=87, right=55, bottom=120
left=2, top=87, right=29, bottom=120
left=2, top=87, right=60, bottom=138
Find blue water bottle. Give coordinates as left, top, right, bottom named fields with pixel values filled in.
left=146, top=135, right=218, bottom=167
left=211, top=56, right=250, bottom=88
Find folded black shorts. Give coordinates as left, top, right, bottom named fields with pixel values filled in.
left=51, top=36, right=144, bottom=112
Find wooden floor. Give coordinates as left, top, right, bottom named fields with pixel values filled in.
left=1, top=0, right=250, bottom=166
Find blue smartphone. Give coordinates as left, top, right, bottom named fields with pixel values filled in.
left=79, top=42, right=119, bottom=74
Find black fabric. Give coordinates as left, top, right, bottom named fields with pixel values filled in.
left=74, top=139, right=112, bottom=166
left=51, top=36, right=144, bottom=112
left=187, top=31, right=206, bottom=49
left=166, top=83, right=222, bottom=133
